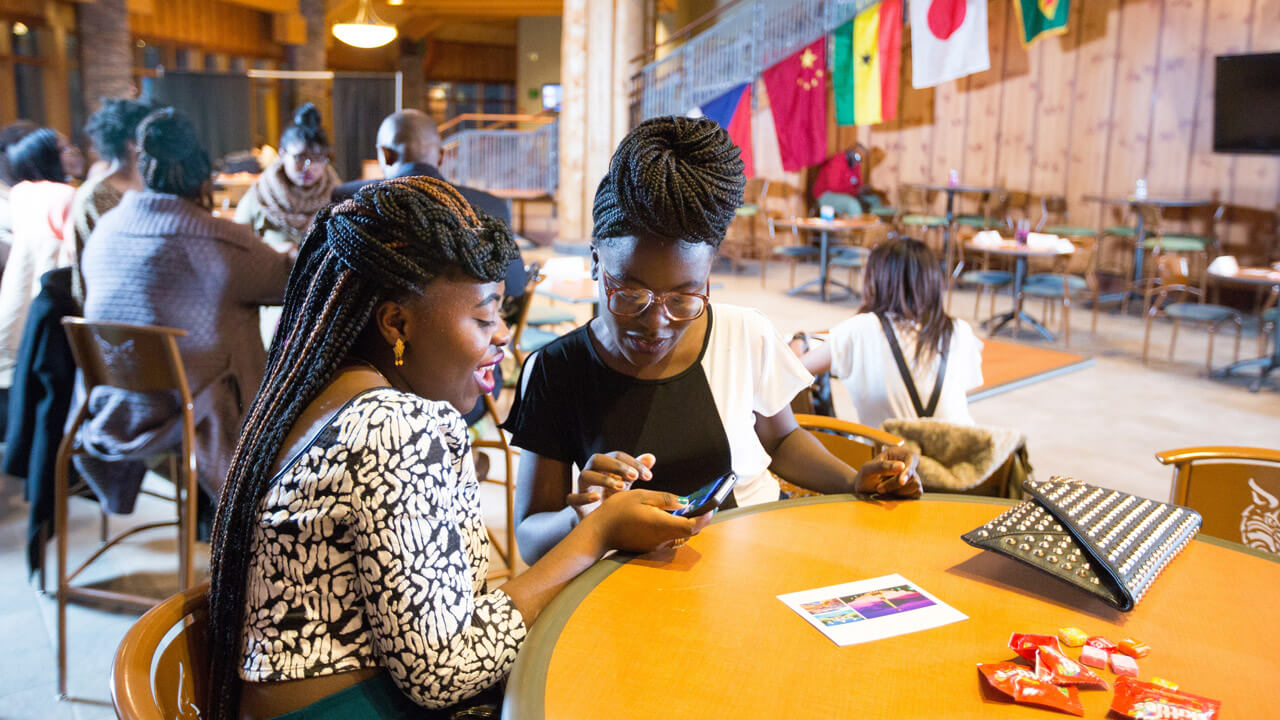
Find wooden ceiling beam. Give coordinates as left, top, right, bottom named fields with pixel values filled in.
left=220, top=0, right=298, bottom=12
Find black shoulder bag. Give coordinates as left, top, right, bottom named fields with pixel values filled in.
left=875, top=313, right=948, bottom=418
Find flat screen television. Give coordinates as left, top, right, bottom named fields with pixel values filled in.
left=1214, top=52, right=1280, bottom=154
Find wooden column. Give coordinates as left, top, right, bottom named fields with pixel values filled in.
left=286, top=0, right=327, bottom=114
left=42, top=3, right=73, bottom=135
left=0, top=22, right=16, bottom=127
left=558, top=0, right=648, bottom=243
left=77, top=0, right=133, bottom=114
left=398, top=39, right=426, bottom=111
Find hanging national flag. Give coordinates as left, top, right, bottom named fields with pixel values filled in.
left=1014, top=0, right=1069, bottom=46
left=698, top=82, right=755, bottom=178
left=834, top=0, right=902, bottom=126
left=761, top=39, right=828, bottom=171
left=910, top=0, right=991, bottom=89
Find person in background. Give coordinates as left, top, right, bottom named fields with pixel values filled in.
left=0, top=128, right=76, bottom=412
left=75, top=108, right=293, bottom=511
left=69, top=97, right=156, bottom=305
left=205, top=176, right=704, bottom=720
left=792, top=238, right=984, bottom=429
left=236, top=103, right=339, bottom=252
left=0, top=120, right=39, bottom=274
left=503, top=117, right=921, bottom=565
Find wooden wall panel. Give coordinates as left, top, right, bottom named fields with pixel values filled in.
left=130, top=0, right=279, bottom=57
left=746, top=0, right=1280, bottom=254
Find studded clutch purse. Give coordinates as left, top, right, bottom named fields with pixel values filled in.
left=961, top=477, right=1202, bottom=611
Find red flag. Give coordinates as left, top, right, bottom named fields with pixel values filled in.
left=762, top=39, right=828, bottom=171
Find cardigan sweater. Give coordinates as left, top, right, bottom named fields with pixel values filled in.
left=78, top=191, right=293, bottom=505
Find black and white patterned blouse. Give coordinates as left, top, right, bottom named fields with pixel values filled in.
left=239, top=388, right=527, bottom=709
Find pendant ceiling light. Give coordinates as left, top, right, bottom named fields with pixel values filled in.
left=332, top=0, right=398, bottom=49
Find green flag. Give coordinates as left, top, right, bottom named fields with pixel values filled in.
left=833, top=19, right=855, bottom=125
left=1014, top=0, right=1070, bottom=46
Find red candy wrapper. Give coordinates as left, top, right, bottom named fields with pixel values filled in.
left=1086, top=635, right=1118, bottom=651
left=1111, top=677, right=1220, bottom=719
left=1009, top=632, right=1108, bottom=689
left=979, top=663, right=1085, bottom=717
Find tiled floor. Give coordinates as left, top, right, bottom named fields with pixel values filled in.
left=1, top=238, right=1276, bottom=719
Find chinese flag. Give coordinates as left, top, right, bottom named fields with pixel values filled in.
left=761, top=39, right=827, bottom=171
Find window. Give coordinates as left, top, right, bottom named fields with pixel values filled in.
left=12, top=23, right=45, bottom=124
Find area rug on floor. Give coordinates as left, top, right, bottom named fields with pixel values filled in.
left=969, top=339, right=1094, bottom=401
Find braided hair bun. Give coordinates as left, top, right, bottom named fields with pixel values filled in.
left=136, top=107, right=212, bottom=199
left=592, top=115, right=745, bottom=247
left=281, top=102, right=329, bottom=151
left=293, top=102, right=322, bottom=131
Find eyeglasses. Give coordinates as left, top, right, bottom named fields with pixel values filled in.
left=288, top=152, right=330, bottom=170
left=600, top=268, right=709, bottom=321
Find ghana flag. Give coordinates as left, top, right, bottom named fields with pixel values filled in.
left=1015, top=0, right=1070, bottom=47
left=833, top=0, right=902, bottom=126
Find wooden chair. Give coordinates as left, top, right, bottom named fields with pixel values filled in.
left=509, top=263, right=555, bottom=365
left=473, top=393, right=519, bottom=580
left=778, top=414, right=905, bottom=498
left=1037, top=194, right=1100, bottom=240
left=1155, top=447, right=1280, bottom=557
left=764, top=213, right=820, bottom=290
left=112, top=582, right=209, bottom=720
left=956, top=190, right=1010, bottom=233
left=1141, top=255, right=1243, bottom=372
left=721, top=179, right=772, bottom=277
left=1147, top=204, right=1224, bottom=297
left=893, top=184, right=948, bottom=251
left=1021, top=235, right=1102, bottom=345
left=57, top=319, right=200, bottom=698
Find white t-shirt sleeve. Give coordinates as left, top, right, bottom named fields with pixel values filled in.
left=825, top=315, right=866, bottom=381
left=751, top=312, right=815, bottom=417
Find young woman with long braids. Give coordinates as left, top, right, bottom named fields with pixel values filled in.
left=502, top=117, right=922, bottom=565
left=208, top=176, right=706, bottom=720
left=791, top=238, right=984, bottom=428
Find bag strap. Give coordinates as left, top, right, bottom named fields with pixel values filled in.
left=876, top=312, right=948, bottom=418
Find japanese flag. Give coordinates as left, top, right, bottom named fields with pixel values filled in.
left=910, top=0, right=990, bottom=88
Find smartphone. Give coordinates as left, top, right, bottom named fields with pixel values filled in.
left=671, top=472, right=738, bottom=518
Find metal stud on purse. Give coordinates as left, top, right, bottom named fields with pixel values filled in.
left=961, top=477, right=1202, bottom=611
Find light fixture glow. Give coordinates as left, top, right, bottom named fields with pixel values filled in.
left=332, top=0, right=397, bottom=49
left=12, top=22, right=29, bottom=36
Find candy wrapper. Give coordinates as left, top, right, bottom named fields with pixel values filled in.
left=1110, top=677, right=1220, bottom=719
left=1086, top=635, right=1118, bottom=651
left=1009, top=633, right=1108, bottom=689
left=978, top=663, right=1084, bottom=717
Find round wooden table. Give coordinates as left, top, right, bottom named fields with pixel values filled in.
left=967, top=238, right=1075, bottom=341
left=504, top=495, right=1280, bottom=719
left=773, top=216, right=878, bottom=302
left=1209, top=264, right=1280, bottom=391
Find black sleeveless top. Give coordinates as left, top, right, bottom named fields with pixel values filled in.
left=502, top=309, right=735, bottom=504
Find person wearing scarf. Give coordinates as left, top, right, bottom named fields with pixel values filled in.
left=236, top=103, right=340, bottom=252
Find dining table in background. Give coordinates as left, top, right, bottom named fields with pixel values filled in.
left=772, top=215, right=878, bottom=302
left=1082, top=195, right=1214, bottom=307
left=913, top=183, right=1006, bottom=275
left=967, top=236, right=1074, bottom=341
left=1208, top=263, right=1280, bottom=391
left=503, top=495, right=1280, bottom=720
left=489, top=188, right=554, bottom=235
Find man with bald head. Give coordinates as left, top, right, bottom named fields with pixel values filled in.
left=332, top=109, right=510, bottom=226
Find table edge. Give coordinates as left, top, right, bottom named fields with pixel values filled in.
left=500, top=494, right=1278, bottom=720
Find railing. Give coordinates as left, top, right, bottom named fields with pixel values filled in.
left=438, top=112, right=555, bottom=136
left=441, top=119, right=558, bottom=195
left=632, top=0, right=882, bottom=122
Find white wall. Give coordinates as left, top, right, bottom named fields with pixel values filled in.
left=516, top=16, right=562, bottom=116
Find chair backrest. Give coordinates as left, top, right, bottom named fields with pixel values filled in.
left=112, top=582, right=210, bottom=720
left=794, top=413, right=905, bottom=469
left=508, top=262, right=544, bottom=354
left=1154, top=254, right=1192, bottom=285
left=1156, top=447, right=1280, bottom=557
left=898, top=184, right=933, bottom=213
left=62, top=319, right=192, bottom=404
left=1039, top=194, right=1070, bottom=229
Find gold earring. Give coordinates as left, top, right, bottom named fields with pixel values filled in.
left=393, top=338, right=405, bottom=367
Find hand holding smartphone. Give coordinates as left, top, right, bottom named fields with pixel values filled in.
left=671, top=472, right=738, bottom=517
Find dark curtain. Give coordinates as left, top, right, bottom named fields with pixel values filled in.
left=332, top=75, right=398, bottom=182
left=144, top=71, right=253, bottom=164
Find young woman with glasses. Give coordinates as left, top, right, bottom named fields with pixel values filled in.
left=236, top=103, right=340, bottom=252
left=502, top=117, right=922, bottom=564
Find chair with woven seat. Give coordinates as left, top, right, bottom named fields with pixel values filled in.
left=1142, top=255, right=1243, bottom=372
left=57, top=319, right=201, bottom=699
left=765, top=214, right=820, bottom=290
left=777, top=414, right=905, bottom=498
left=112, top=582, right=209, bottom=720
left=1021, top=236, right=1101, bottom=344
left=1155, top=447, right=1280, bottom=557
